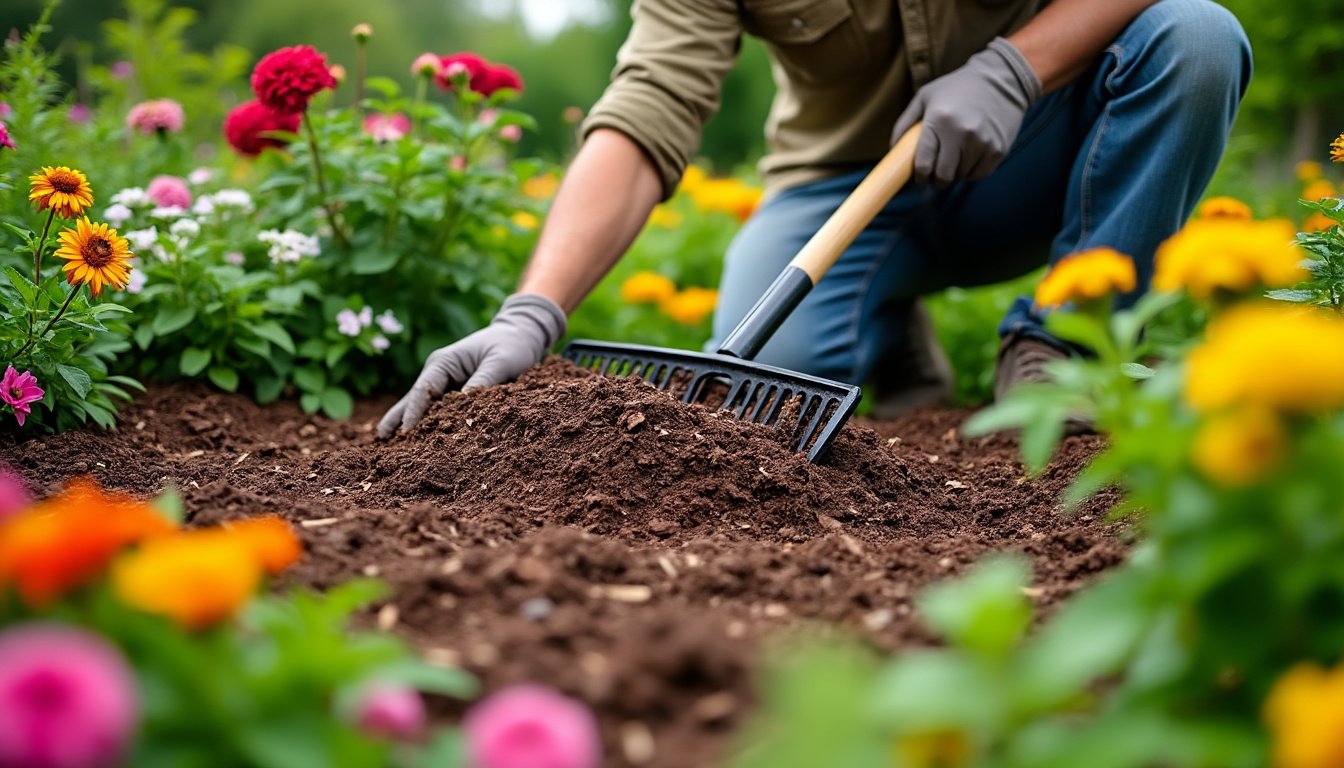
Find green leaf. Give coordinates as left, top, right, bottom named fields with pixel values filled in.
left=251, top=321, right=296, bottom=354
left=234, top=335, right=271, bottom=359
left=208, top=366, right=239, bottom=392
left=133, top=323, right=155, bottom=350
left=292, top=366, right=326, bottom=393
left=179, top=347, right=211, bottom=376
left=368, top=660, right=477, bottom=699
left=151, top=305, right=197, bottom=336
left=255, top=376, right=285, bottom=404
left=350, top=248, right=401, bottom=275
left=153, top=485, right=185, bottom=524
left=918, top=555, right=1033, bottom=658
left=320, top=387, right=354, bottom=420
left=56, top=364, right=93, bottom=398
left=325, top=344, right=347, bottom=369
left=4, top=266, right=37, bottom=306
left=300, top=392, right=322, bottom=414
left=1121, top=362, right=1155, bottom=380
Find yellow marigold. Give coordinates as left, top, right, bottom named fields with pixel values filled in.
left=223, top=516, right=302, bottom=575
left=510, top=211, right=540, bottom=231
left=1332, top=133, right=1344, bottom=164
left=1296, top=160, right=1324, bottom=182
left=1033, top=247, right=1137, bottom=308
left=1263, top=662, right=1344, bottom=768
left=647, top=205, right=682, bottom=229
left=111, top=529, right=262, bottom=630
left=679, top=165, right=708, bottom=196
left=893, top=729, right=972, bottom=768
left=659, top=287, right=718, bottom=325
left=1153, top=219, right=1304, bottom=299
left=1302, top=180, right=1337, bottom=202
left=54, top=218, right=134, bottom=297
left=1191, top=406, right=1285, bottom=486
left=1184, top=303, right=1344, bottom=414
left=1197, top=196, right=1252, bottom=220
left=690, top=178, right=763, bottom=222
left=522, top=173, right=559, bottom=200
left=620, top=271, right=676, bottom=304
left=28, top=166, right=94, bottom=219
left=1304, top=213, right=1337, bottom=233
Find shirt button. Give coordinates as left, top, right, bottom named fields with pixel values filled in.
left=790, top=17, right=805, bottom=30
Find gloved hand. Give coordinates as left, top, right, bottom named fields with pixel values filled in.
left=377, top=293, right=566, bottom=438
left=892, top=37, right=1042, bottom=188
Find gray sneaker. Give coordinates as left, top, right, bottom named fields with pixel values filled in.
left=994, top=333, right=1094, bottom=434
left=869, top=300, right=955, bottom=419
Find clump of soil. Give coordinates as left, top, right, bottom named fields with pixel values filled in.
left=3, top=358, right=1127, bottom=768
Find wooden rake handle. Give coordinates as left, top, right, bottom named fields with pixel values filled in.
left=717, top=123, right=922, bottom=360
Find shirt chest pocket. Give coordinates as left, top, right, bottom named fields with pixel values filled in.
left=740, top=0, right=869, bottom=85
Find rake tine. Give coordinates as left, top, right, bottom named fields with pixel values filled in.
left=796, top=395, right=828, bottom=452
left=749, top=384, right=777, bottom=423
left=734, top=381, right=761, bottom=420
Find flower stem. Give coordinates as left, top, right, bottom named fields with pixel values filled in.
left=14, top=285, right=80, bottom=359
left=33, top=209, right=55, bottom=286
left=355, top=46, right=367, bottom=108
left=411, top=76, right=427, bottom=138
left=301, top=110, right=352, bottom=254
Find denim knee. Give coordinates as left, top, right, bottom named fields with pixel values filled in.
left=1134, top=0, right=1253, bottom=103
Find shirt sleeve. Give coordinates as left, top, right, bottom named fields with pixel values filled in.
left=581, top=0, right=744, bottom=200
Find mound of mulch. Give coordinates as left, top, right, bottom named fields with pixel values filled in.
left=3, top=358, right=1128, bottom=767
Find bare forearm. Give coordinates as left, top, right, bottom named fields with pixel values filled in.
left=1008, top=0, right=1161, bottom=93
left=517, top=129, right=662, bottom=312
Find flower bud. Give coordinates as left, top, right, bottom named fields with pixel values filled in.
left=411, top=52, right=442, bottom=78
left=329, top=64, right=347, bottom=86
left=351, top=23, right=373, bottom=43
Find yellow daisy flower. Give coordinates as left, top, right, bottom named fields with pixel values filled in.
left=1033, top=247, right=1137, bottom=308
left=1264, top=662, right=1344, bottom=768
left=620, top=271, right=676, bottom=304
left=28, top=166, right=94, bottom=219
left=1197, top=196, right=1252, bottom=220
left=1153, top=219, right=1304, bottom=299
left=54, top=218, right=134, bottom=297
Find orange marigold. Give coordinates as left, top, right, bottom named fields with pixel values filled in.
left=620, top=272, right=676, bottom=304
left=1033, top=247, right=1137, bottom=308
left=112, top=529, right=262, bottom=630
left=0, top=478, right=176, bottom=606
left=1197, top=196, right=1252, bottom=220
left=1153, top=219, right=1304, bottom=299
left=1264, top=662, right=1344, bottom=768
left=1302, top=180, right=1337, bottom=202
left=1331, top=133, right=1344, bottom=164
left=224, top=515, right=302, bottom=575
left=659, top=287, right=719, bottom=325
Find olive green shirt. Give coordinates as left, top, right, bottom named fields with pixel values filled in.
left=583, top=0, right=1046, bottom=199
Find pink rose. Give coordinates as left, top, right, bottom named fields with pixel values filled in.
left=464, top=684, right=601, bottom=768
left=356, top=683, right=425, bottom=740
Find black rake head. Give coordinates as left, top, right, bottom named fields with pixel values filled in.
left=561, top=340, right=861, bottom=463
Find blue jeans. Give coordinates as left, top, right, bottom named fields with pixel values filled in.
left=709, top=0, right=1251, bottom=385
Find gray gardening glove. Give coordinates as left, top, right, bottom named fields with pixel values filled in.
left=892, top=37, right=1042, bottom=188
left=377, top=293, right=566, bottom=437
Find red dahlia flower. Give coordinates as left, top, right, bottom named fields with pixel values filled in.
left=250, top=45, right=336, bottom=114
left=480, top=64, right=523, bottom=96
left=223, top=101, right=301, bottom=156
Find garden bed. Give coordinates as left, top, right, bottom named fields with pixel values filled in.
left=3, top=358, right=1126, bottom=767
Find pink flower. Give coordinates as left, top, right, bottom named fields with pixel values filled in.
left=125, top=99, right=185, bottom=135
left=356, top=683, right=424, bottom=740
left=450, top=155, right=467, bottom=172
left=463, top=684, right=601, bottom=768
left=0, top=102, right=11, bottom=118
left=500, top=125, right=522, bottom=143
left=371, top=335, right=390, bottom=352
left=0, top=462, right=31, bottom=522
left=478, top=109, right=499, bottom=125
left=0, top=623, right=139, bottom=768
left=146, top=175, right=192, bottom=210
left=251, top=45, right=336, bottom=114
left=68, top=104, right=91, bottom=125
left=0, top=121, right=13, bottom=151
left=411, top=53, right=442, bottom=79
left=1, top=367, right=44, bottom=428
left=362, top=113, right=411, bottom=143
left=336, top=309, right=362, bottom=337
left=110, top=61, right=133, bottom=79
left=224, top=252, right=245, bottom=266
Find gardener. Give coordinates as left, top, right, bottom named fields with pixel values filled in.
left=379, top=0, right=1251, bottom=437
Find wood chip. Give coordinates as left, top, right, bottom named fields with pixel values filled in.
left=886, top=436, right=901, bottom=446
left=725, top=621, right=747, bottom=639
left=299, top=517, right=340, bottom=528
left=763, top=603, right=789, bottom=618
left=423, top=647, right=461, bottom=668
left=597, top=584, right=653, bottom=603
left=233, top=452, right=250, bottom=465
left=621, top=722, right=656, bottom=765
left=691, top=692, right=738, bottom=723
left=376, top=603, right=399, bottom=631
left=1020, top=586, right=1046, bottom=599
left=362, top=564, right=381, bottom=577
left=656, top=556, right=678, bottom=578
left=684, top=554, right=703, bottom=568
left=815, top=512, right=844, bottom=531
left=623, top=412, right=646, bottom=431
left=945, top=480, right=968, bottom=490
left=184, top=449, right=204, bottom=458
left=441, top=558, right=463, bottom=575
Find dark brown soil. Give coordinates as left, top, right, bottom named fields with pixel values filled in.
left=1, top=357, right=1127, bottom=767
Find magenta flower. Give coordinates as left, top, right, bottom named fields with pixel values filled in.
left=68, top=104, right=92, bottom=125
left=362, top=113, right=411, bottom=143
left=145, top=175, right=192, bottom=210
left=0, top=623, right=139, bottom=768
left=463, top=684, right=601, bottom=768
left=1, top=367, right=44, bottom=428
left=110, top=61, right=133, bottom=79
left=356, top=683, right=425, bottom=740
left=0, top=121, right=14, bottom=151
left=0, top=102, right=11, bottom=118
left=0, top=462, right=31, bottom=523
left=125, top=99, right=184, bottom=136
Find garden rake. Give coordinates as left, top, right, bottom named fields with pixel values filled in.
left=562, top=125, right=922, bottom=462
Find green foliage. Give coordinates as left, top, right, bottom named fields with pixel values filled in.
left=1268, top=196, right=1344, bottom=310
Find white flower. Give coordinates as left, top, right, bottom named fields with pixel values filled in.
left=169, top=219, right=200, bottom=239
left=125, top=268, right=147, bottom=294
left=104, top=203, right=133, bottom=226
left=258, top=229, right=320, bottom=264
left=191, top=195, right=215, bottom=216
left=224, top=251, right=245, bottom=266
left=336, top=309, right=363, bottom=337
left=111, top=187, right=150, bottom=207
left=123, top=227, right=160, bottom=252
left=212, top=189, right=254, bottom=213
left=188, top=167, right=214, bottom=186
left=371, top=335, right=390, bottom=351
left=375, top=310, right=403, bottom=334
left=149, top=206, right=186, bottom=220
left=358, top=305, right=373, bottom=328
left=150, top=244, right=170, bottom=262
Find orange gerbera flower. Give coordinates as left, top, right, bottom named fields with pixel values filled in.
left=28, top=166, right=95, bottom=218
left=1331, top=133, right=1344, bottom=164
left=54, top=218, right=134, bottom=297
left=223, top=515, right=302, bottom=575
left=0, top=478, right=176, bottom=606
left=112, top=529, right=263, bottom=630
